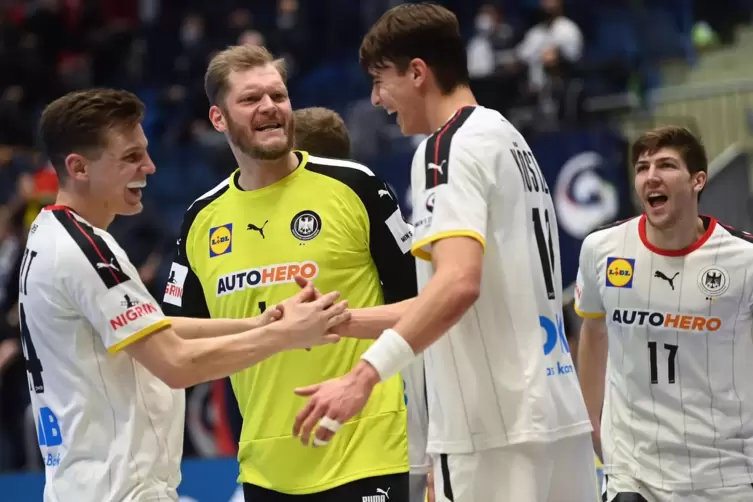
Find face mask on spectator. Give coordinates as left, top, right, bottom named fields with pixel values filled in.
left=475, top=14, right=494, bottom=33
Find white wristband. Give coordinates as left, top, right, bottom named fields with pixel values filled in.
left=360, top=329, right=416, bottom=382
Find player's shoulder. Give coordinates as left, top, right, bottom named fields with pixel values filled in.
left=30, top=207, right=132, bottom=285
left=304, top=153, right=391, bottom=203
left=304, top=153, right=376, bottom=181
left=582, top=216, right=639, bottom=251
left=182, top=177, right=231, bottom=228
left=425, top=105, right=509, bottom=151
left=714, top=217, right=753, bottom=247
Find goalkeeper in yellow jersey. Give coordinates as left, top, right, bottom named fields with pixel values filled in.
left=162, top=45, right=416, bottom=501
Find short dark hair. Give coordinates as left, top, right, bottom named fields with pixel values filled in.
left=631, top=125, right=708, bottom=175
left=294, top=107, right=351, bottom=159
left=631, top=125, right=708, bottom=200
left=39, top=89, right=145, bottom=179
left=359, top=3, right=469, bottom=94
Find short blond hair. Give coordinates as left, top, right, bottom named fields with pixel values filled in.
left=204, top=45, right=288, bottom=106
left=294, top=107, right=351, bottom=159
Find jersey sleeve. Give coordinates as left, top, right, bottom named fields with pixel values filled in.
left=574, top=235, right=605, bottom=318
left=161, top=209, right=211, bottom=318
left=55, top=213, right=170, bottom=354
left=411, top=131, right=493, bottom=261
left=362, top=177, right=418, bottom=303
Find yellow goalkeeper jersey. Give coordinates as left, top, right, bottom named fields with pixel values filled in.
left=161, top=151, right=416, bottom=494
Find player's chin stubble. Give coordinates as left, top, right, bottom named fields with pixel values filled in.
left=229, top=116, right=296, bottom=161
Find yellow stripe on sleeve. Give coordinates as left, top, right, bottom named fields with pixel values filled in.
left=108, top=319, right=171, bottom=354
left=410, top=230, right=486, bottom=262
left=574, top=306, right=606, bottom=319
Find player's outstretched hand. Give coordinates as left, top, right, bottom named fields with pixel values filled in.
left=276, top=283, right=350, bottom=350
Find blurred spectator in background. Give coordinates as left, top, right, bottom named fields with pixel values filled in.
left=517, top=0, right=583, bottom=94
left=467, top=3, right=521, bottom=117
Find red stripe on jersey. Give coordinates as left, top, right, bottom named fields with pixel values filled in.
left=63, top=209, right=124, bottom=286
left=433, top=109, right=463, bottom=187
left=639, top=214, right=716, bottom=256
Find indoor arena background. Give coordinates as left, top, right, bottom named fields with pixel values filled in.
left=0, top=0, right=752, bottom=500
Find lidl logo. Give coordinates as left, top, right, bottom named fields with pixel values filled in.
left=606, top=257, right=634, bottom=288
left=209, top=224, right=233, bottom=257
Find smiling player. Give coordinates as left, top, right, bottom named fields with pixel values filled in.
left=162, top=46, right=417, bottom=501
left=576, top=126, right=753, bottom=501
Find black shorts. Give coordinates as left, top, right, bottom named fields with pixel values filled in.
left=243, top=472, right=409, bottom=502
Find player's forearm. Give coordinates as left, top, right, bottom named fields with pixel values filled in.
left=168, top=316, right=260, bottom=339
left=171, top=325, right=287, bottom=387
left=390, top=268, right=477, bottom=353
left=577, top=321, right=608, bottom=429
left=345, top=299, right=415, bottom=339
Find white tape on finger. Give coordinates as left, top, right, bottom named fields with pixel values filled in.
left=312, top=437, right=330, bottom=446
left=319, top=416, right=342, bottom=433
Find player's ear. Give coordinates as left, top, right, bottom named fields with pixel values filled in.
left=408, top=58, right=428, bottom=89
left=209, top=105, right=227, bottom=133
left=64, top=153, right=90, bottom=182
left=692, top=171, right=707, bottom=196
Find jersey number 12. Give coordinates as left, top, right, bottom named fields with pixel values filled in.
left=532, top=207, right=556, bottom=301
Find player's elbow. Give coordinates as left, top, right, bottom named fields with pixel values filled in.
left=445, top=269, right=481, bottom=313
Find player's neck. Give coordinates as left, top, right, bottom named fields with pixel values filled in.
left=236, top=151, right=299, bottom=191
left=54, top=189, right=115, bottom=230
left=425, top=85, right=477, bottom=132
left=644, top=212, right=705, bottom=251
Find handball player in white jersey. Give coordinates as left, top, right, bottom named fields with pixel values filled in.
left=576, top=125, right=753, bottom=502
left=291, top=5, right=597, bottom=501
left=23, top=89, right=348, bottom=502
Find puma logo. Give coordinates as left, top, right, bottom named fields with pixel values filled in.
left=378, top=189, right=392, bottom=199
left=654, top=270, right=679, bottom=290
left=427, top=159, right=446, bottom=175
left=247, top=220, right=269, bottom=239
left=96, top=259, right=119, bottom=271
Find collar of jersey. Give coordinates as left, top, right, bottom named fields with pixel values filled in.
left=228, top=150, right=309, bottom=199
left=638, top=213, right=716, bottom=257
left=44, top=204, right=93, bottom=227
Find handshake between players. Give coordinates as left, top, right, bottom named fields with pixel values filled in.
left=260, top=277, right=350, bottom=350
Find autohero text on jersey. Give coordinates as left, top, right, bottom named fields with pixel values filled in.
left=217, top=261, right=319, bottom=297
left=609, top=308, right=722, bottom=332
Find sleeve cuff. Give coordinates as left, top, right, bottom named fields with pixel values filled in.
left=108, top=319, right=172, bottom=354
left=574, top=306, right=606, bottom=319
left=410, top=230, right=486, bottom=262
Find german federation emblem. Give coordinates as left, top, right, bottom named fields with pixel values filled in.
left=291, top=210, right=322, bottom=241
left=697, top=265, right=729, bottom=298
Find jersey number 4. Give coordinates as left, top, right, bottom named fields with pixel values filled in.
left=18, top=248, right=44, bottom=394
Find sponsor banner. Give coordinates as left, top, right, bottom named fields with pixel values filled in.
left=528, top=129, right=635, bottom=287
left=0, top=455, right=603, bottom=501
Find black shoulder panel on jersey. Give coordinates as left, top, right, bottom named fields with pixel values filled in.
left=52, top=209, right=132, bottom=289
left=304, top=157, right=418, bottom=304
left=180, top=180, right=232, bottom=243
left=716, top=219, right=753, bottom=244
left=424, top=106, right=475, bottom=190
left=588, top=216, right=639, bottom=236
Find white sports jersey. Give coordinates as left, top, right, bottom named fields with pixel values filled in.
left=410, top=105, right=591, bottom=454
left=403, top=355, right=430, bottom=474
left=19, top=206, right=185, bottom=502
left=575, top=215, right=753, bottom=491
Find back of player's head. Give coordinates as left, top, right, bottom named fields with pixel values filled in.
left=631, top=126, right=708, bottom=176
left=39, top=89, right=145, bottom=180
left=293, top=107, right=351, bottom=159
left=205, top=44, right=288, bottom=107
left=359, top=3, right=469, bottom=94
